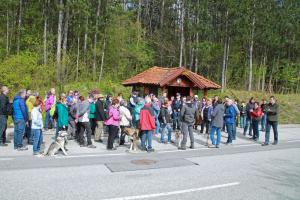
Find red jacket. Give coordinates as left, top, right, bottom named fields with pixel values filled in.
left=140, top=103, right=156, bottom=131
left=250, top=107, right=262, bottom=120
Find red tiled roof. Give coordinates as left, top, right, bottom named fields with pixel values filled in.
left=122, top=66, right=221, bottom=89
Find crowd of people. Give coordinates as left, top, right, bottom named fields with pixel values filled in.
left=0, top=85, right=279, bottom=156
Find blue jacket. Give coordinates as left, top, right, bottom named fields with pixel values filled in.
left=13, top=95, right=28, bottom=121
left=151, top=102, right=160, bottom=119
left=224, top=105, right=235, bottom=124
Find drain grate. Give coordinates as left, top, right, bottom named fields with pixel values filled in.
left=131, top=159, right=157, bottom=166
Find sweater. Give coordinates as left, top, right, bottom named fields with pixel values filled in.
left=180, top=102, right=197, bottom=125
left=119, top=105, right=132, bottom=126
left=31, top=107, right=43, bottom=129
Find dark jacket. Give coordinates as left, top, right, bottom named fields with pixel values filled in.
left=211, top=103, right=225, bottom=128
left=180, top=102, right=197, bottom=125
left=13, top=95, right=28, bottom=121
left=266, top=103, right=279, bottom=122
left=159, top=106, right=172, bottom=124
left=239, top=104, right=247, bottom=116
left=95, top=99, right=106, bottom=121
left=0, top=94, right=9, bottom=116
left=68, top=104, right=77, bottom=121
left=246, top=102, right=255, bottom=118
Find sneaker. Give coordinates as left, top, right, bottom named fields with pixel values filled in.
left=80, top=144, right=87, bottom=147
left=225, top=142, right=232, bottom=145
left=0, top=143, right=8, bottom=147
left=34, top=153, right=44, bottom=157
left=216, top=145, right=220, bottom=148
left=87, top=144, right=96, bottom=148
left=147, top=148, right=155, bottom=153
left=262, top=143, right=269, bottom=146
left=141, top=147, right=147, bottom=151
left=17, top=146, right=28, bottom=151
left=107, top=147, right=117, bottom=151
left=272, top=141, right=278, bottom=145
left=178, top=146, right=186, bottom=150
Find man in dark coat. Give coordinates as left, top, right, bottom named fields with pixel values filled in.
left=0, top=86, right=10, bottom=146
left=94, top=94, right=106, bottom=142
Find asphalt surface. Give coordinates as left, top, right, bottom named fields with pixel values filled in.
left=0, top=125, right=299, bottom=200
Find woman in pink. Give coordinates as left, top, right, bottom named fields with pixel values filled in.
left=105, top=99, right=120, bottom=150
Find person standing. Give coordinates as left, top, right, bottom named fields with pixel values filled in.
left=13, top=89, right=29, bottom=150
left=239, top=101, right=247, bottom=128
left=260, top=99, right=268, bottom=131
left=140, top=96, right=156, bottom=152
left=171, top=93, right=182, bottom=131
left=44, top=88, right=56, bottom=130
left=53, top=94, right=69, bottom=138
left=152, top=96, right=161, bottom=135
left=262, top=96, right=279, bottom=146
left=133, top=97, right=144, bottom=129
left=159, top=99, right=172, bottom=144
left=119, top=101, right=132, bottom=145
left=31, top=99, right=44, bottom=156
left=94, top=94, right=106, bottom=143
left=232, top=99, right=240, bottom=140
left=77, top=96, right=96, bottom=148
left=25, top=92, right=36, bottom=145
left=67, top=98, right=78, bottom=140
left=243, top=97, right=255, bottom=136
left=89, top=95, right=97, bottom=135
left=200, top=98, right=213, bottom=134
left=179, top=96, right=197, bottom=150
left=210, top=99, right=225, bottom=148
left=105, top=99, right=121, bottom=150
left=250, top=102, right=262, bottom=141
left=224, top=99, right=235, bottom=145
left=0, top=86, right=10, bottom=146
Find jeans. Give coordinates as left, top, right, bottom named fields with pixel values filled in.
left=243, top=117, right=252, bottom=136
left=14, top=119, right=26, bottom=149
left=78, top=122, right=92, bottom=146
left=141, top=130, right=153, bottom=150
left=181, top=122, right=194, bottom=148
left=107, top=125, right=119, bottom=149
left=240, top=115, right=246, bottom=128
left=252, top=119, right=260, bottom=140
left=32, top=129, right=43, bottom=153
left=155, top=118, right=160, bottom=135
left=161, top=123, right=172, bottom=143
left=265, top=121, right=278, bottom=144
left=210, top=126, right=221, bottom=145
left=232, top=119, right=237, bottom=140
left=25, top=120, right=33, bottom=144
left=261, top=114, right=266, bottom=130
left=172, top=112, right=180, bottom=130
left=45, top=110, right=55, bottom=129
left=0, top=115, right=7, bottom=144
left=226, top=123, right=234, bottom=143
left=200, top=119, right=211, bottom=134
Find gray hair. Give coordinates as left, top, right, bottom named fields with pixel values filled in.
left=19, top=89, right=26, bottom=96
left=145, top=96, right=151, bottom=104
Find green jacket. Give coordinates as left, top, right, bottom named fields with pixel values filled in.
left=89, top=102, right=96, bottom=119
left=54, top=102, right=69, bottom=128
left=266, top=103, right=279, bottom=122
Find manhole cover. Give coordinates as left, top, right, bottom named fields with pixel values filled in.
left=131, top=159, right=157, bottom=166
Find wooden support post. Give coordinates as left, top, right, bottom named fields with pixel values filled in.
left=203, top=88, right=208, bottom=98
left=144, top=86, right=149, bottom=96
left=189, top=87, right=194, bottom=97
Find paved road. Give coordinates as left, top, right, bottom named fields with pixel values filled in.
left=0, top=125, right=299, bottom=200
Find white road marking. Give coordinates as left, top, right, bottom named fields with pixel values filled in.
left=286, top=139, right=300, bottom=143
left=101, top=182, right=240, bottom=200
left=0, top=158, right=14, bottom=161
left=158, top=148, right=210, bottom=154
left=233, top=143, right=260, bottom=148
left=55, top=153, right=126, bottom=159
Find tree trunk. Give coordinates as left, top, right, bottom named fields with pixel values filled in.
left=62, top=3, right=69, bottom=82
left=6, top=9, right=9, bottom=55
left=261, top=53, right=266, bottom=92
left=194, top=31, right=199, bottom=73
left=17, top=0, right=23, bottom=54
left=84, top=16, right=88, bottom=72
left=98, top=36, right=106, bottom=83
left=179, top=0, right=185, bottom=67
left=221, top=11, right=229, bottom=93
left=76, top=36, right=80, bottom=81
left=43, top=0, right=48, bottom=65
left=248, top=15, right=255, bottom=91
left=160, top=0, right=165, bottom=28
left=56, top=0, right=64, bottom=83
left=92, top=0, right=101, bottom=81
left=137, top=0, right=142, bottom=23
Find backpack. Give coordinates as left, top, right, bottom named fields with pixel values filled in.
left=50, top=104, right=56, bottom=117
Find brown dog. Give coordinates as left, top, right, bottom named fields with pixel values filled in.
left=123, top=127, right=140, bottom=151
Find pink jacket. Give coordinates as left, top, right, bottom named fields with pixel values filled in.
left=104, top=106, right=120, bottom=126
left=45, top=95, right=55, bottom=111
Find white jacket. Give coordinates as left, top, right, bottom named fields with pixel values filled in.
left=119, top=106, right=132, bottom=126
left=31, top=107, right=44, bottom=129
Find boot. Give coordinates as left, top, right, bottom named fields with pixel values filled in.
left=189, top=142, right=195, bottom=149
